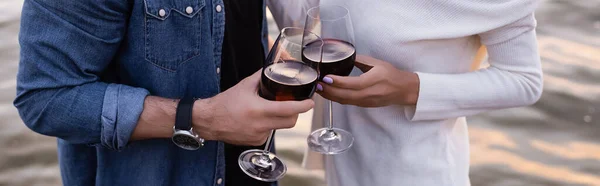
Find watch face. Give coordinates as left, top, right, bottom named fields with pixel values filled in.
left=172, top=134, right=201, bottom=150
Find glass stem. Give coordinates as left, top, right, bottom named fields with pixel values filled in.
left=262, top=130, right=275, bottom=153
left=328, top=100, right=334, bottom=129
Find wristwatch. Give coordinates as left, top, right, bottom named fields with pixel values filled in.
left=171, top=96, right=204, bottom=150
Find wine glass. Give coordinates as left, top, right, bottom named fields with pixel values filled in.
left=238, top=27, right=323, bottom=182
left=304, top=5, right=356, bottom=155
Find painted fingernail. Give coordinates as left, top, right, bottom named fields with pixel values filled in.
left=316, top=84, right=323, bottom=91
left=322, top=76, right=333, bottom=84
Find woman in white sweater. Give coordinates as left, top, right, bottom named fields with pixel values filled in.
left=270, top=0, right=543, bottom=185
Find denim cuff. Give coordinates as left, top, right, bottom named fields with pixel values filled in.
left=101, top=84, right=150, bottom=150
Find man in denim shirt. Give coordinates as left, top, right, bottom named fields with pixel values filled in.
left=14, top=0, right=314, bottom=185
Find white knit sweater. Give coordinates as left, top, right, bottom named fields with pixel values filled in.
left=269, top=1, right=543, bottom=185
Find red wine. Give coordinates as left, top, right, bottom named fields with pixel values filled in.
left=303, top=39, right=356, bottom=80
left=259, top=60, right=318, bottom=101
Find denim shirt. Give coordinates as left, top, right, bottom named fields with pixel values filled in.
left=14, top=0, right=269, bottom=185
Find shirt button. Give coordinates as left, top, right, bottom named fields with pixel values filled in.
left=215, top=5, right=222, bottom=12
left=185, top=6, right=193, bottom=14
left=217, top=178, right=223, bottom=184
left=158, top=9, right=166, bottom=17
left=216, top=67, right=221, bottom=74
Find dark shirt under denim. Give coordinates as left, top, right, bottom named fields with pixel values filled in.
left=14, top=0, right=269, bottom=185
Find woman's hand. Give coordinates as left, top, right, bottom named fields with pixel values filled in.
left=316, top=55, right=420, bottom=107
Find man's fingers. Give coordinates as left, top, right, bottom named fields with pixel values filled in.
left=262, top=115, right=300, bottom=130
left=263, top=99, right=315, bottom=117
left=247, top=133, right=270, bottom=146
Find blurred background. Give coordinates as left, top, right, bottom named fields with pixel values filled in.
left=0, top=0, right=598, bottom=185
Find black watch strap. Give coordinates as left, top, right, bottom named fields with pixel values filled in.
left=175, top=96, right=195, bottom=130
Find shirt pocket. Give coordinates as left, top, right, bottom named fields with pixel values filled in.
left=144, top=0, right=205, bottom=71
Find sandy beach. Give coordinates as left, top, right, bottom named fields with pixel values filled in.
left=0, top=0, right=599, bottom=186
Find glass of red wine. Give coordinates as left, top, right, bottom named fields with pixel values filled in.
left=238, top=27, right=323, bottom=182
left=304, top=5, right=356, bottom=155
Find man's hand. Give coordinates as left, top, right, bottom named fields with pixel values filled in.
left=317, top=55, right=420, bottom=107
left=193, top=70, right=314, bottom=146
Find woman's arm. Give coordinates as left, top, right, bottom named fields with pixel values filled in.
left=317, top=13, right=542, bottom=121
left=404, top=13, right=543, bottom=121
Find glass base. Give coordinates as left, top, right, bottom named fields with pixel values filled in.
left=238, top=149, right=286, bottom=182
left=307, top=128, right=354, bottom=155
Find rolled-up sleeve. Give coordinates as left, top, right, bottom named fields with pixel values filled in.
left=14, top=0, right=148, bottom=150
left=101, top=84, right=149, bottom=150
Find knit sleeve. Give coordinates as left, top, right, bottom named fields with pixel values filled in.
left=404, top=13, right=543, bottom=121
